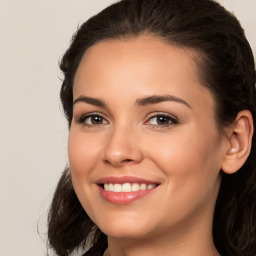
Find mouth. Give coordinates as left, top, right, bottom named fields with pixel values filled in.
left=96, top=176, right=160, bottom=204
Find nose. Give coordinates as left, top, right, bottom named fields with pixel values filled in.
left=102, top=124, right=143, bottom=167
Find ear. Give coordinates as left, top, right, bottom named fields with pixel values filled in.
left=221, top=110, right=254, bottom=174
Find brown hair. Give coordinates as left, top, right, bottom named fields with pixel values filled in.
left=48, top=0, right=256, bottom=255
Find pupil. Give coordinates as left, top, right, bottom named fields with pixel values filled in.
left=92, top=116, right=102, bottom=124
left=157, top=116, right=169, bottom=124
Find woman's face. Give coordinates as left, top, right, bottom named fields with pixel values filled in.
left=69, top=36, right=227, bottom=240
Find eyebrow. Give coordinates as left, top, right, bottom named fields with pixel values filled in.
left=136, top=95, right=191, bottom=108
left=73, top=96, right=106, bottom=108
left=73, top=94, right=191, bottom=109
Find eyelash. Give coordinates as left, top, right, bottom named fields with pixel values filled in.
left=76, top=113, right=108, bottom=128
left=145, top=113, right=178, bottom=128
left=76, top=112, right=178, bottom=128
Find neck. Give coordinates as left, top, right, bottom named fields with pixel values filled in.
left=107, top=231, right=220, bottom=256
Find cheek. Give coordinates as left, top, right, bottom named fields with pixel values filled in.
left=67, top=128, right=105, bottom=210
left=68, top=130, right=101, bottom=177
left=67, top=129, right=103, bottom=217
left=145, top=127, right=222, bottom=189
left=149, top=132, right=222, bottom=221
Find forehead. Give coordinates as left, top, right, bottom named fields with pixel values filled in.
left=75, top=36, right=201, bottom=86
left=73, top=36, right=214, bottom=113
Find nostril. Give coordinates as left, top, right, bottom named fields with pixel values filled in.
left=103, top=158, right=134, bottom=166
left=123, top=159, right=132, bottom=162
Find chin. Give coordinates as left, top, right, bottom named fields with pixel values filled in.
left=97, top=215, right=154, bottom=239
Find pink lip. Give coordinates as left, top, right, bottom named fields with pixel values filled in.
left=99, top=186, right=156, bottom=204
left=96, top=176, right=159, bottom=205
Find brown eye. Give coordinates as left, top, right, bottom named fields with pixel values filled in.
left=147, top=114, right=178, bottom=126
left=78, top=114, right=108, bottom=126
left=90, top=115, right=104, bottom=124
left=156, top=116, right=170, bottom=125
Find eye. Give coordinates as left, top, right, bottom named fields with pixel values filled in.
left=77, top=114, right=108, bottom=127
left=145, top=113, right=178, bottom=127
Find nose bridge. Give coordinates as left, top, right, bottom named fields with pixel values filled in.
left=102, top=121, right=143, bottom=166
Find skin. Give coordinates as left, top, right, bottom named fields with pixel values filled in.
left=68, top=36, right=231, bottom=256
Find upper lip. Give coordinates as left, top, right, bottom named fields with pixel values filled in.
left=96, top=176, right=160, bottom=185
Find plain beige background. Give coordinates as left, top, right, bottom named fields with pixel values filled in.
left=0, top=1, right=255, bottom=255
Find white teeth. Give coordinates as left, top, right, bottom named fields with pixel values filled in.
left=113, top=184, right=122, bottom=192
left=103, top=183, right=157, bottom=192
left=109, top=183, right=114, bottom=192
left=122, top=183, right=132, bottom=192
left=140, top=184, right=147, bottom=190
left=132, top=183, right=140, bottom=192
left=147, top=184, right=156, bottom=189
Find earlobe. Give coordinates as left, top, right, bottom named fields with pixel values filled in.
left=221, top=110, right=254, bottom=174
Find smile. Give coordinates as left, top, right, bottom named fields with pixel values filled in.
left=103, top=183, right=157, bottom=192
left=96, top=176, right=160, bottom=204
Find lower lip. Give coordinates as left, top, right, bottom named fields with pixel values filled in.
left=99, top=186, right=156, bottom=204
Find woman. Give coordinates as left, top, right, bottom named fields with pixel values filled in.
left=48, top=0, right=256, bottom=255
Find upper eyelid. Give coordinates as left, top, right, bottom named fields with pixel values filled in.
left=76, top=111, right=108, bottom=119
left=145, top=112, right=178, bottom=120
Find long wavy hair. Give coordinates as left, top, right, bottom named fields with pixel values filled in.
left=47, top=0, right=256, bottom=255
